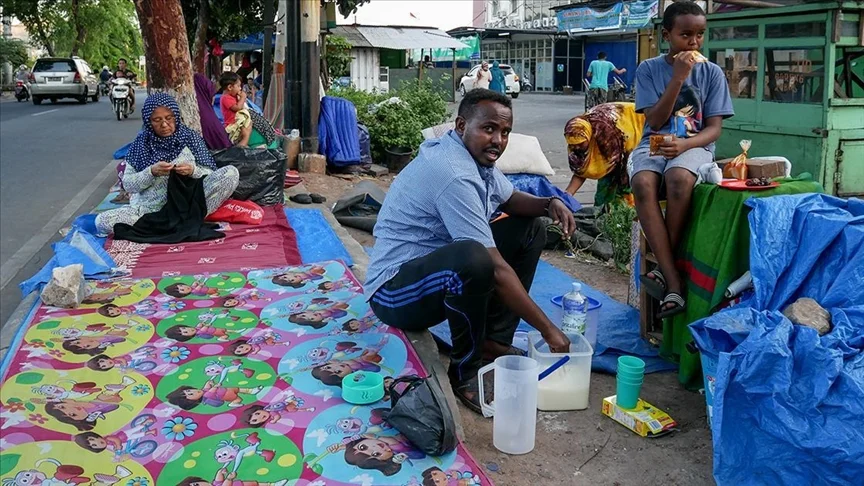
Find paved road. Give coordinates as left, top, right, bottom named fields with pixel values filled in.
left=0, top=95, right=142, bottom=325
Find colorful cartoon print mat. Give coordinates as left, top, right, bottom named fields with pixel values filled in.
left=0, top=261, right=490, bottom=486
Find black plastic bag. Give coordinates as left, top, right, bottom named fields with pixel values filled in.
left=384, top=375, right=457, bottom=456
left=213, top=147, right=286, bottom=206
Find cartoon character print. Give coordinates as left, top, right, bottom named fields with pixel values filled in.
left=670, top=84, right=703, bottom=138
left=410, top=467, right=482, bottom=486
left=213, top=433, right=275, bottom=474
left=95, top=299, right=158, bottom=318
left=306, top=337, right=390, bottom=388
left=50, top=322, right=131, bottom=357
left=73, top=413, right=159, bottom=462
left=33, top=376, right=137, bottom=432
left=163, top=274, right=230, bottom=299
left=81, top=282, right=135, bottom=306
left=281, top=298, right=350, bottom=330
left=204, top=358, right=256, bottom=384
left=218, top=288, right=272, bottom=309
left=325, top=432, right=426, bottom=477
left=328, top=315, right=383, bottom=337
left=166, top=380, right=263, bottom=410
left=269, top=266, right=326, bottom=290
left=165, top=310, right=240, bottom=342
left=241, top=390, right=316, bottom=428
left=310, top=278, right=362, bottom=294
left=2, top=459, right=90, bottom=486
left=327, top=408, right=390, bottom=437
left=227, top=330, right=289, bottom=358
left=86, top=346, right=158, bottom=374
left=177, top=472, right=288, bottom=486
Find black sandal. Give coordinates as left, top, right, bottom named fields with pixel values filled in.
left=452, top=376, right=489, bottom=415
left=640, top=269, right=667, bottom=300
left=657, top=292, right=686, bottom=319
left=289, top=194, right=313, bottom=205
left=309, top=193, right=327, bottom=204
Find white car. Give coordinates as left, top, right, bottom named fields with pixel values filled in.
left=459, top=64, right=521, bottom=99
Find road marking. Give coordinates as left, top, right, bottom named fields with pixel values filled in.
left=32, top=109, right=59, bottom=117
left=0, top=160, right=117, bottom=291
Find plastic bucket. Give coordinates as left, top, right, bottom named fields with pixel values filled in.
left=700, top=351, right=718, bottom=428
left=384, top=147, right=413, bottom=173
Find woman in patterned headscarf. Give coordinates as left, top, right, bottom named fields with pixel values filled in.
left=564, top=102, right=645, bottom=207
left=95, top=93, right=239, bottom=236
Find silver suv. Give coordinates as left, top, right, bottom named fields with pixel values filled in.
left=29, top=57, right=99, bottom=105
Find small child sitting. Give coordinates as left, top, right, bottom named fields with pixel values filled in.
left=219, top=72, right=252, bottom=147
left=630, top=1, right=734, bottom=318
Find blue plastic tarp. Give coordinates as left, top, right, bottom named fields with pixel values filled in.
left=689, top=193, right=864, bottom=485
left=318, top=96, right=362, bottom=167
left=19, top=224, right=119, bottom=297
left=505, top=173, right=582, bottom=214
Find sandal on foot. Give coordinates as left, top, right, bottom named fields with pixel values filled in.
left=657, top=292, right=686, bottom=319
left=482, top=345, right=527, bottom=365
left=452, top=376, right=487, bottom=415
left=309, top=193, right=327, bottom=204
left=640, top=270, right=667, bottom=300
left=289, top=194, right=313, bottom=205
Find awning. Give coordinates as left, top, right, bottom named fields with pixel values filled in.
left=222, top=32, right=274, bottom=53
left=331, top=24, right=467, bottom=50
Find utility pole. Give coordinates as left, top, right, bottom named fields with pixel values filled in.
left=283, top=0, right=301, bottom=133
left=261, top=0, right=275, bottom=105
left=299, top=0, right=321, bottom=153
left=2, top=10, right=12, bottom=87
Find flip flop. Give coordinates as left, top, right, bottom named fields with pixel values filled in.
left=309, top=193, right=327, bottom=204
left=452, top=376, right=487, bottom=415
left=640, top=269, right=667, bottom=300
left=657, top=292, right=686, bottom=319
left=289, top=194, right=313, bottom=205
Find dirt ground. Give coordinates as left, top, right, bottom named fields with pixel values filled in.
left=302, top=173, right=715, bottom=486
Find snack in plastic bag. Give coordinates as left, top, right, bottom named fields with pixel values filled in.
left=649, top=134, right=675, bottom=156
left=723, top=139, right=751, bottom=180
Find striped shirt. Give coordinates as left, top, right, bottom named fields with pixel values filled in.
left=365, top=130, right=514, bottom=297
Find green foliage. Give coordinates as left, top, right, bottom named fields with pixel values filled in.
left=325, top=35, right=352, bottom=81
left=598, top=201, right=637, bottom=271
left=0, top=38, right=29, bottom=70
left=327, top=80, right=450, bottom=161
left=0, top=0, right=142, bottom=70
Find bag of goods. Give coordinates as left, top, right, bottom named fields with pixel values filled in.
left=723, top=139, right=751, bottom=180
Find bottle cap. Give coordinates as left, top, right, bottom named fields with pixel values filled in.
left=572, top=282, right=582, bottom=293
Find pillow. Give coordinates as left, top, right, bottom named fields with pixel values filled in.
left=495, top=133, right=555, bottom=176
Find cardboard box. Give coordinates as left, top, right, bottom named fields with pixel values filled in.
left=601, top=395, right=678, bottom=438
left=746, top=158, right=786, bottom=179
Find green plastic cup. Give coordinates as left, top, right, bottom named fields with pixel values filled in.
left=617, top=375, right=643, bottom=409
left=617, top=368, right=644, bottom=382
left=618, top=355, right=646, bottom=373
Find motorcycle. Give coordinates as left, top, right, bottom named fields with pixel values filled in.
left=520, top=76, right=533, bottom=92
left=99, top=81, right=110, bottom=96
left=110, top=78, right=133, bottom=121
left=14, top=81, right=29, bottom=102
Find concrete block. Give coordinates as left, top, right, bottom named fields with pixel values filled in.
left=298, top=153, right=326, bottom=174
left=40, top=264, right=86, bottom=308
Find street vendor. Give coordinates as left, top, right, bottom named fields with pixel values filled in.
left=365, top=88, right=574, bottom=414
left=564, top=102, right=645, bottom=207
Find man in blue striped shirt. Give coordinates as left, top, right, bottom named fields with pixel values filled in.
left=366, top=89, right=575, bottom=413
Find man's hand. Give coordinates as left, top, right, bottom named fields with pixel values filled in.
left=174, top=163, right=194, bottom=177
left=542, top=326, right=571, bottom=353
left=548, top=198, right=575, bottom=237
left=658, top=138, right=691, bottom=159
left=150, top=161, right=173, bottom=177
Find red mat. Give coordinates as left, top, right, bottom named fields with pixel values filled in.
left=106, top=204, right=300, bottom=278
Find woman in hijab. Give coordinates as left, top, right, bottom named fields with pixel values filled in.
left=489, top=61, right=507, bottom=95
left=194, top=73, right=232, bottom=150
left=564, top=102, right=645, bottom=207
left=95, top=93, right=239, bottom=236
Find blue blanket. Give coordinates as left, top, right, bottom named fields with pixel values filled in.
left=318, top=96, right=361, bottom=167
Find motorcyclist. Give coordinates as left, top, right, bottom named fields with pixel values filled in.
left=112, top=58, right=137, bottom=113
left=100, top=66, right=111, bottom=83
left=15, top=64, right=29, bottom=82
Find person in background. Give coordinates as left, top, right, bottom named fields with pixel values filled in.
left=219, top=72, right=253, bottom=148
left=365, top=88, right=573, bottom=414
left=586, top=52, right=627, bottom=104
left=474, top=61, right=491, bottom=90
left=100, top=66, right=112, bottom=83
left=564, top=102, right=645, bottom=207
left=15, top=64, right=30, bottom=81
left=631, top=1, right=734, bottom=318
left=423, top=55, right=434, bottom=69
left=489, top=61, right=506, bottom=95
left=113, top=58, right=137, bottom=113
left=194, top=73, right=232, bottom=150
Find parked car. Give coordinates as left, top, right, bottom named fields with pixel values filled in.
left=459, top=64, right=521, bottom=98
left=29, top=57, right=99, bottom=105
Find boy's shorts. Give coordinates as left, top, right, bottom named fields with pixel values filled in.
left=225, top=109, right=252, bottom=144
left=590, top=87, right=608, bottom=103
left=628, top=146, right=713, bottom=179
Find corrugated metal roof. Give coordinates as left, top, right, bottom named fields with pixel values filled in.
left=331, top=25, right=467, bottom=50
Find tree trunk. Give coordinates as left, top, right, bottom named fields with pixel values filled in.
left=134, top=0, right=201, bottom=133
left=69, top=0, right=87, bottom=57
left=191, top=0, right=209, bottom=74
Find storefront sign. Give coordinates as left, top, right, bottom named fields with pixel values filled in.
left=622, top=0, right=659, bottom=28
left=556, top=3, right=623, bottom=32
left=413, top=35, right=479, bottom=62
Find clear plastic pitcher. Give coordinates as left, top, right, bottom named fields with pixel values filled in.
left=478, top=355, right=539, bottom=455
left=529, top=331, right=594, bottom=411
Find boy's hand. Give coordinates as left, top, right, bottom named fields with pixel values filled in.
left=672, top=51, right=698, bottom=81
left=238, top=91, right=247, bottom=102
left=659, top=138, right=690, bottom=159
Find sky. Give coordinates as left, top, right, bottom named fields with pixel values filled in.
left=336, top=0, right=474, bottom=31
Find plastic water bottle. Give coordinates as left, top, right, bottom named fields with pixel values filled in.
left=562, top=282, right=588, bottom=335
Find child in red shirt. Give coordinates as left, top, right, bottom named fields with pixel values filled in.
left=219, top=72, right=252, bottom=147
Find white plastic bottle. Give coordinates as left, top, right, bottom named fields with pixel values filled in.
left=562, top=282, right=588, bottom=335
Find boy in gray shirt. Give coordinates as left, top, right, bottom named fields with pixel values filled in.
left=631, top=1, right=734, bottom=318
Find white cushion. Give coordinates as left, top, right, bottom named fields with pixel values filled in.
left=495, top=133, right=555, bottom=176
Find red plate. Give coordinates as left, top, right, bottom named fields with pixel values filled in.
left=719, top=179, right=779, bottom=191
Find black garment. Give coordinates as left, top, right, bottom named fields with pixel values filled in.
left=114, top=172, right=224, bottom=244
left=370, top=217, right=546, bottom=383
left=100, top=70, right=111, bottom=82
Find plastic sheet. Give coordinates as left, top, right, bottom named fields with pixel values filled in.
left=213, top=146, right=287, bottom=206
left=319, top=96, right=362, bottom=167
left=505, top=173, right=582, bottom=213
left=689, top=194, right=864, bottom=485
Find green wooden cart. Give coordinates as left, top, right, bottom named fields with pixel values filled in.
left=657, top=1, right=864, bottom=197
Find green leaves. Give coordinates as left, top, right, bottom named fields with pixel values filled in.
left=14, top=372, right=44, bottom=385
left=0, top=453, right=21, bottom=478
